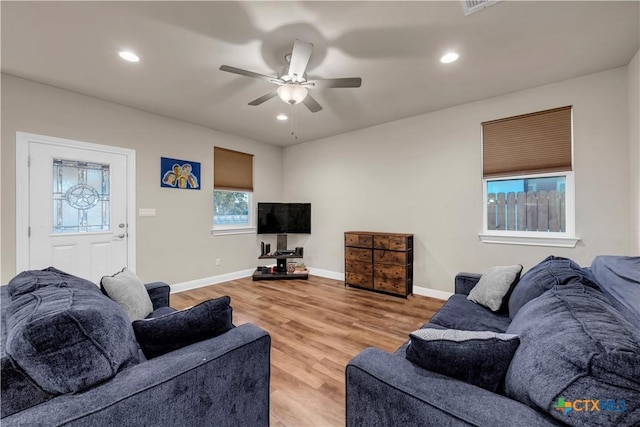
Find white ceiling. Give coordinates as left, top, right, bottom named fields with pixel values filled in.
left=2, top=1, right=639, bottom=146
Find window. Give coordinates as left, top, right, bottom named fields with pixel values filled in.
left=53, top=159, right=110, bottom=233
left=480, top=106, right=579, bottom=247
left=214, top=190, right=250, bottom=225
left=213, top=147, right=255, bottom=235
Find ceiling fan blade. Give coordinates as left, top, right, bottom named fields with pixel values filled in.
left=305, top=77, right=362, bottom=89
left=302, top=94, right=323, bottom=113
left=248, top=89, right=279, bottom=106
left=288, top=40, right=313, bottom=83
left=219, top=65, right=282, bottom=84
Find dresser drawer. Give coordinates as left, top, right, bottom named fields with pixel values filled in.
left=374, top=278, right=407, bottom=295
left=346, top=247, right=372, bottom=263
left=346, top=273, right=373, bottom=289
left=374, top=264, right=407, bottom=295
left=345, top=233, right=373, bottom=248
left=374, top=265, right=406, bottom=281
left=374, top=235, right=408, bottom=251
left=374, top=249, right=407, bottom=265
left=346, top=260, right=372, bottom=275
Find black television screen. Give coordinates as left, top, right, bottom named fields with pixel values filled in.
left=257, top=203, right=311, bottom=234
left=287, top=203, right=311, bottom=234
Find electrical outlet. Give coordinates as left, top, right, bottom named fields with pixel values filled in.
left=216, top=258, right=221, bottom=266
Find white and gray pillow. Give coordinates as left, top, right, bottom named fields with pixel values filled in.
left=406, top=327, right=520, bottom=392
left=101, top=268, right=153, bottom=321
left=467, top=264, right=523, bottom=312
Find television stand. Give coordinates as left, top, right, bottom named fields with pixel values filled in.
left=253, top=255, right=308, bottom=281
left=254, top=236, right=307, bottom=281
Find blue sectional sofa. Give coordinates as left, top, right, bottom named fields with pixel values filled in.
left=1, top=268, right=271, bottom=426
left=346, top=256, right=640, bottom=427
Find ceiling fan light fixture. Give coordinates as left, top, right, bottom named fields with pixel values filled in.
left=118, top=50, right=140, bottom=62
left=277, top=84, right=308, bottom=105
left=440, top=52, right=459, bottom=64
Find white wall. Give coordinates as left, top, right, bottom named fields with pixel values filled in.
left=2, top=64, right=635, bottom=290
left=283, top=67, right=632, bottom=293
left=1, top=74, right=283, bottom=285
left=629, top=50, right=640, bottom=255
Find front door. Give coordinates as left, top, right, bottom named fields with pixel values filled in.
left=17, top=133, right=135, bottom=283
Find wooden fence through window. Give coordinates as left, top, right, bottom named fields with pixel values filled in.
left=487, top=191, right=566, bottom=232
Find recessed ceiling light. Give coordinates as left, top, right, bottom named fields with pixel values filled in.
left=119, top=51, right=140, bottom=63
left=276, top=114, right=288, bottom=121
left=440, top=52, right=459, bottom=64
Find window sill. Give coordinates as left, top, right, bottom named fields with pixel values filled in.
left=478, top=233, right=580, bottom=248
left=212, top=226, right=256, bottom=236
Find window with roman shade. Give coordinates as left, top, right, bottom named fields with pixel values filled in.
left=482, top=106, right=572, bottom=178
left=213, top=147, right=254, bottom=191
left=479, top=106, right=578, bottom=247
left=213, top=147, right=255, bottom=234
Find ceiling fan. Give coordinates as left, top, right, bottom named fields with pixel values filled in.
left=219, top=39, right=362, bottom=113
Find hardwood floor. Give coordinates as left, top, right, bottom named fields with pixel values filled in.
left=171, top=275, right=445, bottom=427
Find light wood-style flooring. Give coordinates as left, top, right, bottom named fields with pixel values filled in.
left=171, top=275, right=445, bottom=427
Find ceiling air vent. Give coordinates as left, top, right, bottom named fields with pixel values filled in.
left=462, top=0, right=500, bottom=16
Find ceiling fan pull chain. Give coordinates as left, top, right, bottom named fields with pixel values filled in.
left=291, top=104, right=298, bottom=140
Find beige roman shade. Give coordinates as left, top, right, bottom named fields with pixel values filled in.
left=213, top=147, right=254, bottom=191
left=482, top=106, right=572, bottom=178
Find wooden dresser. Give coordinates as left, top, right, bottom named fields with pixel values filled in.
left=344, top=231, right=414, bottom=298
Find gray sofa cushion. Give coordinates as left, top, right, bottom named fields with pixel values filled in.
left=406, top=328, right=519, bottom=392
left=591, top=255, right=640, bottom=327
left=5, top=287, right=140, bottom=394
left=505, top=282, right=640, bottom=427
left=101, top=268, right=154, bottom=321
left=467, top=264, right=523, bottom=312
left=508, top=256, right=599, bottom=319
left=8, top=267, right=99, bottom=298
left=132, top=296, right=233, bottom=359
left=1, top=356, right=54, bottom=417
left=429, top=295, right=511, bottom=333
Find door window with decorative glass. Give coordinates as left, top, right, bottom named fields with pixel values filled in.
left=53, top=159, right=110, bottom=233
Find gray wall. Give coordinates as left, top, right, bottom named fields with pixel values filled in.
left=1, top=74, right=283, bottom=284
left=2, top=54, right=638, bottom=290
left=629, top=50, right=640, bottom=255
left=282, top=66, right=635, bottom=293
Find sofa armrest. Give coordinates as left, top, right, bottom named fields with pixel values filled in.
left=454, top=273, right=482, bottom=296
left=144, top=281, right=170, bottom=309
left=2, top=323, right=271, bottom=427
left=346, top=348, right=560, bottom=427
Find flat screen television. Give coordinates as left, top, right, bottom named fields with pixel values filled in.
left=257, top=202, right=311, bottom=234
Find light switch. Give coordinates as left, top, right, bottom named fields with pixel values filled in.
left=139, top=208, right=156, bottom=217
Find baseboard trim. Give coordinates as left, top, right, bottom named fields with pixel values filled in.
left=305, top=269, right=453, bottom=301
left=308, top=268, right=344, bottom=281
left=413, top=286, right=453, bottom=300
left=169, top=268, right=453, bottom=301
left=170, top=269, right=255, bottom=293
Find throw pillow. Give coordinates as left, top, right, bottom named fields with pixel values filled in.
left=132, top=296, right=233, bottom=359
left=406, top=328, right=520, bottom=392
left=508, top=256, right=599, bottom=319
left=101, top=268, right=153, bottom=321
left=467, top=264, right=523, bottom=312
